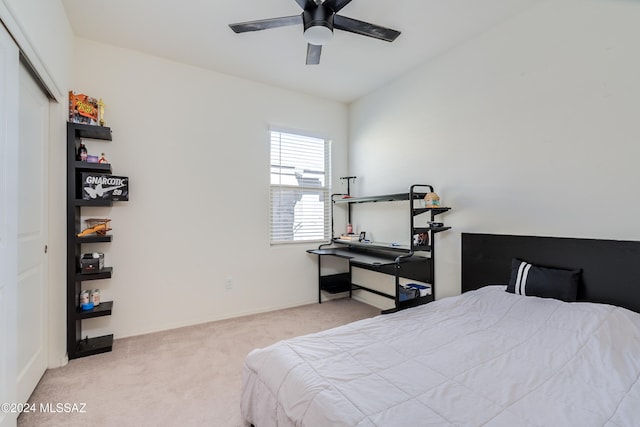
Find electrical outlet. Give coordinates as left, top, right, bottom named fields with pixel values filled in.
left=225, top=276, right=233, bottom=290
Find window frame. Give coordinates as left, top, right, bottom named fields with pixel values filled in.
left=269, top=127, right=331, bottom=245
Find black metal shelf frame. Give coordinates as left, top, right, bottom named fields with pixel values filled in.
left=309, top=184, right=450, bottom=313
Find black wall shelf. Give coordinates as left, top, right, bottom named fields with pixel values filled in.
left=75, top=267, right=113, bottom=282
left=71, top=122, right=112, bottom=140
left=75, top=199, right=113, bottom=207
left=66, top=122, right=124, bottom=360
left=75, top=301, right=113, bottom=319
left=73, top=161, right=112, bottom=172
left=76, top=235, right=113, bottom=244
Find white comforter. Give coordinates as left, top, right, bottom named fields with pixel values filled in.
left=241, top=286, right=640, bottom=426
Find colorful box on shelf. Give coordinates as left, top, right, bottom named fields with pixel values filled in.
left=69, top=91, right=99, bottom=126
left=81, top=172, right=129, bottom=201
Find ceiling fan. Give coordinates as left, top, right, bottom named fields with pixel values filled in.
left=229, top=0, right=401, bottom=65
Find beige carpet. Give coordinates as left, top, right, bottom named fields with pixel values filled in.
left=18, top=298, right=379, bottom=427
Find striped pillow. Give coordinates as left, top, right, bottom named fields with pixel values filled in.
left=506, top=259, right=580, bottom=302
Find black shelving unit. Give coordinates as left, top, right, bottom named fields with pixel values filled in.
left=66, top=122, right=123, bottom=359
left=308, top=184, right=451, bottom=313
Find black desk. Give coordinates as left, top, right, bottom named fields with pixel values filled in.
left=307, top=245, right=433, bottom=313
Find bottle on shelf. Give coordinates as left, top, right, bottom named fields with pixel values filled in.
left=77, top=143, right=88, bottom=161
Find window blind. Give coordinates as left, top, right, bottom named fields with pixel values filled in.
left=270, top=130, right=330, bottom=244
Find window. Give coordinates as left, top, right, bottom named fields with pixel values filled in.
left=270, top=129, right=331, bottom=244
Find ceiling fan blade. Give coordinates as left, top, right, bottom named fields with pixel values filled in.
left=323, top=0, right=353, bottom=13
left=229, top=15, right=302, bottom=33
left=295, top=0, right=318, bottom=10
left=306, top=43, right=322, bottom=65
left=333, top=15, right=400, bottom=42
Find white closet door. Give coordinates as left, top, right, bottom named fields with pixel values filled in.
left=0, top=23, right=20, bottom=427
left=16, top=59, right=49, bottom=404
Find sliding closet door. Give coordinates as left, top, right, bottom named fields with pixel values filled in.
left=16, top=59, right=49, bottom=404
left=0, top=22, right=19, bottom=427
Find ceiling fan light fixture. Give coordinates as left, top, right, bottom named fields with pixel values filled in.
left=302, top=5, right=334, bottom=46
left=304, top=25, right=333, bottom=45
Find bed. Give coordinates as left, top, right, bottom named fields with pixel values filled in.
left=241, top=233, right=640, bottom=426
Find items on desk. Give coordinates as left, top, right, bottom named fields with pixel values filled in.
left=339, top=233, right=360, bottom=241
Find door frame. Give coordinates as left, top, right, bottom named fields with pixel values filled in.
left=0, top=3, right=64, bottom=102
left=0, top=20, right=20, bottom=427
left=1, top=4, right=68, bottom=372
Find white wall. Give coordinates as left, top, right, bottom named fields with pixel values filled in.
left=71, top=38, right=349, bottom=339
left=0, top=0, right=71, bottom=100
left=349, top=0, right=640, bottom=301
left=1, top=0, right=73, bottom=368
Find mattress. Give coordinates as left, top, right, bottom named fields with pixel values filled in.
left=241, top=286, right=640, bottom=426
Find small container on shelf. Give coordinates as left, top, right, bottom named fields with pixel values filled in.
left=79, top=290, right=94, bottom=311
left=77, top=143, right=88, bottom=161
left=90, top=289, right=100, bottom=306
left=80, top=252, right=104, bottom=273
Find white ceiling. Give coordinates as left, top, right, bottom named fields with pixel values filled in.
left=61, top=0, right=541, bottom=103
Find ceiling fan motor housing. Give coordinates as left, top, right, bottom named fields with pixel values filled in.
left=303, top=5, right=334, bottom=33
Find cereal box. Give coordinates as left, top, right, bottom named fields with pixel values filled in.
left=69, top=91, right=99, bottom=125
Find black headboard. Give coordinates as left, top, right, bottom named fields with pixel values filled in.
left=461, top=233, right=640, bottom=313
